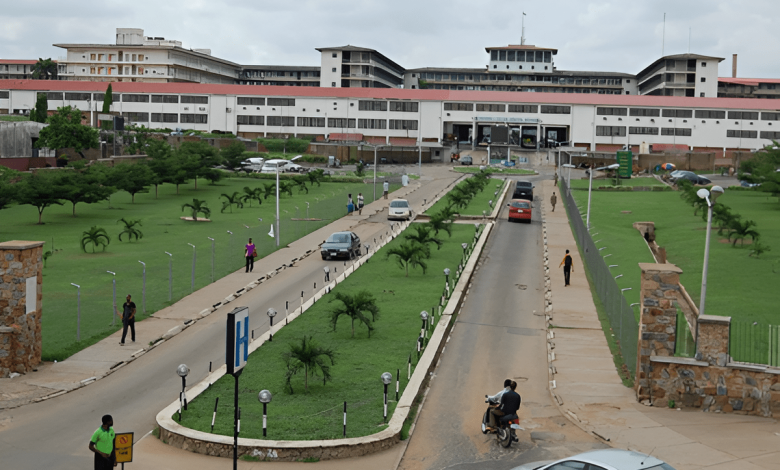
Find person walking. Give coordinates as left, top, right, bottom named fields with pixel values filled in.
left=347, top=193, right=354, bottom=213
left=89, top=414, right=116, bottom=470
left=550, top=192, right=557, bottom=212
left=559, top=249, right=574, bottom=286
left=554, top=172, right=558, bottom=187
left=119, top=295, right=135, bottom=346
left=324, top=266, right=330, bottom=282
left=357, top=192, right=364, bottom=215
left=245, top=238, right=256, bottom=273
left=383, top=181, right=389, bottom=200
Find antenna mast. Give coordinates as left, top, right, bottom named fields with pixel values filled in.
left=521, top=12, right=526, bottom=45
left=662, top=13, right=666, bottom=56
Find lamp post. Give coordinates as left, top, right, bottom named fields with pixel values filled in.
left=165, top=251, right=173, bottom=301
left=267, top=308, right=277, bottom=341
left=381, top=372, right=392, bottom=422
left=226, top=231, right=233, bottom=271
left=697, top=186, right=724, bottom=317
left=275, top=164, right=280, bottom=247
left=420, top=310, right=428, bottom=341
left=586, top=163, right=620, bottom=229
left=443, top=267, right=451, bottom=291
left=138, top=261, right=146, bottom=314
left=562, top=163, right=576, bottom=197
left=177, top=363, right=189, bottom=416
left=207, top=237, right=215, bottom=283
left=70, top=283, right=81, bottom=341
left=187, top=243, right=196, bottom=293
left=461, top=242, right=468, bottom=263
left=106, top=271, right=117, bottom=326
left=258, top=390, right=272, bottom=437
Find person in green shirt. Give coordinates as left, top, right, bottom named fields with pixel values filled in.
left=89, top=414, right=116, bottom=469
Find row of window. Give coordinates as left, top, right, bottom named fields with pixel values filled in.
left=490, top=49, right=553, bottom=63
left=441, top=103, right=567, bottom=114
left=234, top=116, right=419, bottom=130
left=121, top=112, right=208, bottom=124
left=418, top=72, right=623, bottom=86
left=594, top=126, right=778, bottom=139
left=86, top=53, right=145, bottom=62
left=597, top=108, right=778, bottom=120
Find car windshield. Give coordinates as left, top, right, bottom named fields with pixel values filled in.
left=511, top=201, right=530, bottom=208
left=326, top=234, right=350, bottom=243
left=516, top=182, right=533, bottom=188
left=390, top=201, right=409, bottom=208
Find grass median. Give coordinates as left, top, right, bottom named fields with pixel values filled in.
left=424, top=178, right=506, bottom=216
left=0, top=176, right=399, bottom=361
left=179, top=224, right=479, bottom=440
left=568, top=176, right=668, bottom=189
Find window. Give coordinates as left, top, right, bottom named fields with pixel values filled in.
left=90, top=67, right=96, bottom=74
left=761, top=112, right=780, bottom=121
left=151, top=113, right=179, bottom=123
left=541, top=105, right=571, bottom=114
left=0, top=91, right=9, bottom=99
left=726, top=130, right=757, bottom=138
left=507, top=51, right=515, bottom=61
left=444, top=102, right=474, bottom=111
left=90, top=54, right=96, bottom=60
left=389, top=101, right=419, bottom=112
left=297, top=117, right=325, bottom=127
left=122, top=94, right=150, bottom=103
left=544, top=51, right=552, bottom=63
left=235, top=115, right=263, bottom=125
left=98, top=54, right=104, bottom=61
left=662, top=109, right=693, bottom=118
left=267, top=116, right=295, bottom=126
left=629, top=108, right=660, bottom=117
left=358, top=118, right=387, bottom=129
left=760, top=131, right=780, bottom=139
left=359, top=100, right=388, bottom=111
left=727, top=111, right=759, bottom=120
left=701, top=62, right=707, bottom=67
left=332, top=82, right=336, bottom=87
left=701, top=77, right=706, bottom=82
left=596, top=126, right=626, bottom=136
left=332, top=52, right=337, bottom=58
left=508, top=104, right=538, bottom=113
left=267, top=98, right=295, bottom=106
left=93, top=92, right=119, bottom=102
left=138, top=54, right=144, bottom=61
left=180, top=95, right=208, bottom=104
left=695, top=110, right=725, bottom=119
left=327, top=118, right=356, bottom=128
left=64, top=93, right=91, bottom=101
left=700, top=93, right=705, bottom=97
left=491, top=50, right=498, bottom=61
left=332, top=67, right=337, bottom=72
left=629, top=127, right=659, bottom=135
left=44, top=92, right=63, bottom=101
left=499, top=50, right=506, bottom=61
left=236, top=97, right=264, bottom=106
left=661, top=128, right=692, bottom=136
left=151, top=94, right=179, bottom=103
left=180, top=114, right=208, bottom=124
left=121, top=112, right=149, bottom=123
left=389, top=119, right=418, bottom=130
left=476, top=103, right=506, bottom=112
left=597, top=107, right=628, bottom=116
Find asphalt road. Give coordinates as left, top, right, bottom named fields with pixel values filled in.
left=398, top=176, right=606, bottom=470
left=0, top=171, right=460, bottom=470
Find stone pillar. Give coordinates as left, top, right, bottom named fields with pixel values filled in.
left=697, top=314, right=731, bottom=366
left=0, top=240, right=44, bottom=377
left=635, top=263, right=682, bottom=400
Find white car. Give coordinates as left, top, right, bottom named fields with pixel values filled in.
left=240, top=157, right=265, bottom=172
left=513, top=449, right=676, bottom=470
left=260, top=159, right=291, bottom=174
left=388, top=199, right=413, bottom=220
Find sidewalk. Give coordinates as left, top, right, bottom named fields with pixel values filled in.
left=540, top=179, right=780, bottom=470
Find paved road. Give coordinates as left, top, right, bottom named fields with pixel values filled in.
left=399, top=175, right=606, bottom=470
left=0, top=170, right=460, bottom=470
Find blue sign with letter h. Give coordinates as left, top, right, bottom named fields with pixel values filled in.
left=235, top=316, right=248, bottom=368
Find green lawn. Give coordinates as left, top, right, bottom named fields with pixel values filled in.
left=0, top=177, right=398, bottom=361
left=0, top=115, right=30, bottom=122
left=570, top=188, right=780, bottom=325
left=180, top=224, right=479, bottom=440
left=454, top=167, right=535, bottom=175
left=568, top=176, right=668, bottom=189
left=424, top=178, right=506, bottom=216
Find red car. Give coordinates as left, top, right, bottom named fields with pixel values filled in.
left=507, top=199, right=532, bottom=223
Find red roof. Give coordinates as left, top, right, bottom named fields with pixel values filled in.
left=0, top=60, right=38, bottom=65
left=718, top=77, right=780, bottom=87
left=2, top=79, right=780, bottom=111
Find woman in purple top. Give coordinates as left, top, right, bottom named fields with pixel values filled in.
left=245, top=238, right=255, bottom=273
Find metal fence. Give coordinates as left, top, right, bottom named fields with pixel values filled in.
left=730, top=320, right=780, bottom=367
left=559, top=177, right=639, bottom=378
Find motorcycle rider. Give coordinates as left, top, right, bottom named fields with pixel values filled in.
left=488, top=380, right=521, bottom=430
left=488, top=379, right=512, bottom=403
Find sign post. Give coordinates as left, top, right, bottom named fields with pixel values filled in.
left=616, top=151, right=632, bottom=182
left=226, top=307, right=249, bottom=470
left=114, top=432, right=133, bottom=469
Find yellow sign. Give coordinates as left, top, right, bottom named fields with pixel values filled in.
left=114, top=432, right=133, bottom=464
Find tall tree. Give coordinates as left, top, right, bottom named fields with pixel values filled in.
left=219, top=141, right=248, bottom=171
left=145, top=139, right=176, bottom=197
left=15, top=171, right=64, bottom=224
left=101, top=84, right=113, bottom=114
left=36, top=106, right=99, bottom=159
left=176, top=141, right=224, bottom=189
left=282, top=335, right=336, bottom=394
left=31, top=58, right=58, bottom=80
left=739, top=143, right=780, bottom=196
left=0, top=167, right=22, bottom=211
left=110, top=163, right=154, bottom=203
left=404, top=224, right=443, bottom=254
left=60, top=165, right=115, bottom=216
left=31, top=93, right=49, bottom=123
left=329, top=291, right=380, bottom=338
left=428, top=207, right=455, bottom=237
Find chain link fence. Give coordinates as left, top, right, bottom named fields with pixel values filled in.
left=560, top=177, right=639, bottom=378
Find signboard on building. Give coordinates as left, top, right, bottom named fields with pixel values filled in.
left=473, top=116, right=540, bottom=124
left=616, top=151, right=632, bottom=179
left=226, top=307, right=249, bottom=375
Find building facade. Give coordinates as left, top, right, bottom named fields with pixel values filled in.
left=238, top=66, right=320, bottom=87
left=0, top=60, right=38, bottom=80
left=636, top=54, right=722, bottom=97
left=317, top=46, right=405, bottom=88
left=718, top=78, right=780, bottom=99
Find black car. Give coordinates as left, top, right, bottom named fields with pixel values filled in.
left=513, top=181, right=534, bottom=200
left=321, top=231, right=361, bottom=260
left=676, top=173, right=712, bottom=186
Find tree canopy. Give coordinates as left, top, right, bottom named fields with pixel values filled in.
left=32, top=58, right=57, bottom=80
left=15, top=171, right=64, bottom=224
left=739, top=143, right=780, bottom=196
left=31, top=94, right=48, bottom=123
left=36, top=106, right=99, bottom=158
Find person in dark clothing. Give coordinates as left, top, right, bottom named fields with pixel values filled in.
left=489, top=381, right=521, bottom=429
left=120, top=295, right=136, bottom=345
left=559, top=249, right=574, bottom=286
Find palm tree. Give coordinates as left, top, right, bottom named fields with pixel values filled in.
left=428, top=207, right=455, bottom=237
left=385, top=242, right=429, bottom=277
left=117, top=218, right=143, bottom=242
left=32, top=58, right=58, bottom=80
left=279, top=180, right=295, bottom=197
left=181, top=198, right=211, bottom=221
left=81, top=226, right=110, bottom=253
left=220, top=191, right=244, bottom=213
left=240, top=186, right=263, bottom=207
left=307, top=169, right=325, bottom=187
left=293, top=175, right=309, bottom=194
left=711, top=204, right=739, bottom=235
left=446, top=187, right=472, bottom=210
left=329, top=291, right=380, bottom=338
left=404, top=224, right=443, bottom=253
left=728, top=219, right=760, bottom=246
left=262, top=182, right=276, bottom=200
left=282, top=335, right=336, bottom=393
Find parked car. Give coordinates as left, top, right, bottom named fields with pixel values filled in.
left=460, top=155, right=473, bottom=165
left=513, top=181, right=534, bottom=200
left=240, top=157, right=265, bottom=173
left=512, top=448, right=677, bottom=470
left=388, top=199, right=413, bottom=221
left=507, top=199, right=532, bottom=223
left=321, top=231, right=361, bottom=260
left=668, top=170, right=695, bottom=183
left=674, top=172, right=711, bottom=186
left=260, top=159, right=291, bottom=174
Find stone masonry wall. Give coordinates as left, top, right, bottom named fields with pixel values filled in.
left=0, top=241, right=44, bottom=377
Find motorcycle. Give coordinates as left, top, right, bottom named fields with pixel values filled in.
left=481, top=395, right=522, bottom=448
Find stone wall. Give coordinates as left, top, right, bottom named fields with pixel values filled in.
left=0, top=240, right=44, bottom=377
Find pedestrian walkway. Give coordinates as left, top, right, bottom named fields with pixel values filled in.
left=540, top=179, right=780, bottom=470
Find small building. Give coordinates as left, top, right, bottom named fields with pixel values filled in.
left=0, top=60, right=38, bottom=80
left=636, top=53, right=722, bottom=98
left=717, top=77, right=780, bottom=99
left=317, top=45, right=405, bottom=88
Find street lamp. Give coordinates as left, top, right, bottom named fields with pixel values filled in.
left=177, top=363, right=190, bottom=417
left=187, top=243, right=196, bottom=293
left=207, top=237, right=215, bottom=283
left=164, top=252, right=173, bottom=302
left=258, top=390, right=272, bottom=437
left=420, top=310, right=429, bottom=340
left=267, top=308, right=277, bottom=341
left=138, top=261, right=146, bottom=314
left=586, top=163, right=620, bottom=229
left=381, top=372, right=393, bottom=422
left=70, top=283, right=81, bottom=341
left=697, top=185, right=724, bottom=316
left=562, top=163, right=576, bottom=196
left=461, top=242, right=468, bottom=263
left=106, top=271, right=117, bottom=326
left=443, top=267, right=450, bottom=286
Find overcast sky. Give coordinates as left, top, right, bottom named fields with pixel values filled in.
left=2, top=0, right=778, bottom=78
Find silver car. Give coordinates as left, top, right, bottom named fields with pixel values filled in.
left=387, top=199, right=413, bottom=221
left=512, top=449, right=676, bottom=470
